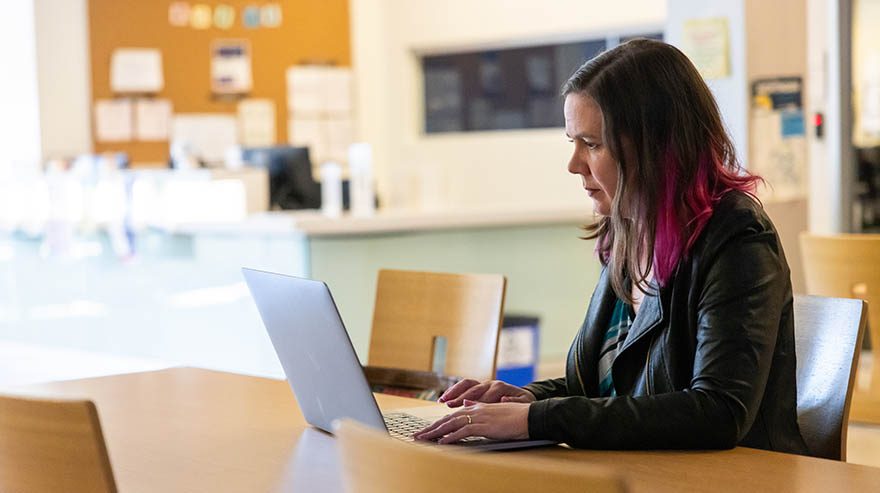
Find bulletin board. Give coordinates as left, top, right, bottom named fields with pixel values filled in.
left=88, top=0, right=351, bottom=166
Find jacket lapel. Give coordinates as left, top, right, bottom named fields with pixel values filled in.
left=566, top=267, right=616, bottom=397
left=618, top=283, right=665, bottom=355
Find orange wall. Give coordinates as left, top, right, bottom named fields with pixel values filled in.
left=88, top=0, right=351, bottom=165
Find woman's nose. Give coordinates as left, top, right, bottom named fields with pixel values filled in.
left=568, top=153, right=588, bottom=176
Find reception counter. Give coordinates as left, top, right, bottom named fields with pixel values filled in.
left=0, top=197, right=806, bottom=379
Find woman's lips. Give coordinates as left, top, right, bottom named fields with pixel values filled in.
left=586, top=188, right=600, bottom=197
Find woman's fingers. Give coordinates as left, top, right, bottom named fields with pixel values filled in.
left=444, top=383, right=491, bottom=407
left=438, top=379, right=480, bottom=403
left=438, top=423, right=482, bottom=444
left=414, top=413, right=469, bottom=441
left=413, top=410, right=459, bottom=437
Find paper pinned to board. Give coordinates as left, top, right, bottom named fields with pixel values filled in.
left=289, top=118, right=327, bottom=163
left=237, top=99, right=276, bottom=147
left=286, top=66, right=353, bottom=116
left=110, top=49, right=164, bottom=93
left=286, top=66, right=325, bottom=114
left=211, top=40, right=252, bottom=95
left=94, top=99, right=133, bottom=142
left=323, top=68, right=352, bottom=115
left=134, top=99, right=173, bottom=141
left=171, top=114, right=238, bottom=165
left=325, top=118, right=353, bottom=163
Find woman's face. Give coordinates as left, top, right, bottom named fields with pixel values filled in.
left=564, top=93, right=619, bottom=216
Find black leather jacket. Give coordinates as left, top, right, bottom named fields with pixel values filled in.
left=524, top=192, right=809, bottom=454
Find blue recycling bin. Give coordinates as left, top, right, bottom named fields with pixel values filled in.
left=495, top=315, right=539, bottom=387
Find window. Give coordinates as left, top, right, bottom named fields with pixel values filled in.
left=422, top=32, right=663, bottom=133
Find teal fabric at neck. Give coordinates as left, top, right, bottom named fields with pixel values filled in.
left=597, top=298, right=634, bottom=397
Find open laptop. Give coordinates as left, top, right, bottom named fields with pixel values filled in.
left=242, top=267, right=556, bottom=451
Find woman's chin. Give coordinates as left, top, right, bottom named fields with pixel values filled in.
left=591, top=201, right=611, bottom=216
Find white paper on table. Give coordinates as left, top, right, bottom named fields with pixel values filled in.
left=325, top=118, right=354, bottom=163
left=94, top=99, right=133, bottom=142
left=286, top=66, right=325, bottom=115
left=289, top=117, right=328, bottom=163
left=110, top=49, right=164, bottom=93
left=237, top=99, right=276, bottom=147
left=323, top=67, right=352, bottom=116
left=134, top=99, right=172, bottom=141
left=171, top=114, right=238, bottom=165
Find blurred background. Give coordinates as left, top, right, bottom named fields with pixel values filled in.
left=0, top=0, right=877, bottom=437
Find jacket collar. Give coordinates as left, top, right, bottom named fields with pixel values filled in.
left=619, top=281, right=665, bottom=354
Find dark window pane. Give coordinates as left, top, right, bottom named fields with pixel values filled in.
left=423, top=34, right=652, bottom=133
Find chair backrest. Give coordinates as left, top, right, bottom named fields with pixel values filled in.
left=793, top=295, right=867, bottom=461
left=335, top=419, right=626, bottom=493
left=368, top=269, right=506, bottom=381
left=799, top=233, right=880, bottom=353
left=0, top=395, right=117, bottom=493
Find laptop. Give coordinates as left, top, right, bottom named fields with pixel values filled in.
left=242, top=267, right=556, bottom=451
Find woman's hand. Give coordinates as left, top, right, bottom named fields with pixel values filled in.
left=438, top=379, right=536, bottom=407
left=414, top=400, right=531, bottom=444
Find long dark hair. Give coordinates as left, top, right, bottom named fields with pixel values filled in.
left=562, top=39, right=760, bottom=303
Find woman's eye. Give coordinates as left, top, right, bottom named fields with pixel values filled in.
left=585, top=142, right=599, bottom=150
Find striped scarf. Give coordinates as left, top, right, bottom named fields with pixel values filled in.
left=597, top=298, right=634, bottom=397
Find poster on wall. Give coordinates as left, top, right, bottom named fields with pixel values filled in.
left=210, top=40, right=252, bottom=95
left=237, top=98, right=276, bottom=147
left=135, top=99, right=173, bottom=141
left=681, top=17, right=730, bottom=79
left=110, top=48, right=164, bottom=93
left=750, top=77, right=806, bottom=200
left=94, top=99, right=133, bottom=142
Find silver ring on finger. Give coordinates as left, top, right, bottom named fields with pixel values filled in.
left=465, top=414, right=472, bottom=425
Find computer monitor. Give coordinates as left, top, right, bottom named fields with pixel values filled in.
left=241, top=146, right=321, bottom=210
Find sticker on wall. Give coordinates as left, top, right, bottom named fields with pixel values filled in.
left=260, top=3, right=283, bottom=28
left=211, top=40, right=252, bottom=95
left=168, top=2, right=191, bottom=27
left=242, top=5, right=261, bottom=29
left=213, top=4, right=235, bottom=30
left=190, top=4, right=212, bottom=30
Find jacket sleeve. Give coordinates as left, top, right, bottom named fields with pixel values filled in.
left=523, top=378, right=569, bottom=400
left=527, top=223, right=787, bottom=449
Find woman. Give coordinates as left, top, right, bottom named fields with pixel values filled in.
left=415, top=39, right=808, bottom=454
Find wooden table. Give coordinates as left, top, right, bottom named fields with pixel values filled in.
left=11, top=367, right=880, bottom=492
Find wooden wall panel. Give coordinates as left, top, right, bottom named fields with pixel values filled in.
left=88, top=0, right=351, bottom=166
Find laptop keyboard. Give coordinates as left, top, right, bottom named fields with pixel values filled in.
left=383, top=412, right=431, bottom=441
left=382, top=412, right=485, bottom=444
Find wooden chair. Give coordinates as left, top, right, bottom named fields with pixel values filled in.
left=793, top=295, right=868, bottom=461
left=335, top=419, right=626, bottom=493
left=0, top=395, right=117, bottom=493
left=367, top=269, right=507, bottom=383
left=799, top=233, right=880, bottom=388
